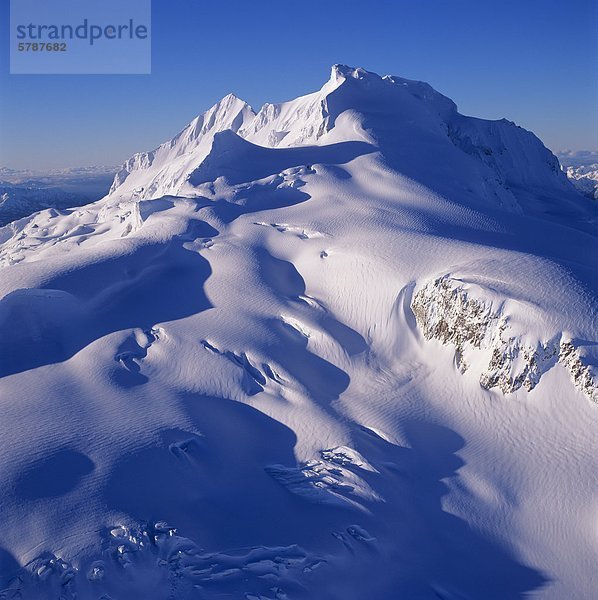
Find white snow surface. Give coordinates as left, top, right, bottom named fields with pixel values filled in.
left=0, top=65, right=597, bottom=600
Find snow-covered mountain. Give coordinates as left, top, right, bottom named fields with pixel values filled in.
left=0, top=183, right=82, bottom=226
left=0, top=166, right=115, bottom=226
left=0, top=66, right=596, bottom=600
left=110, top=66, right=573, bottom=210
left=558, top=151, right=598, bottom=199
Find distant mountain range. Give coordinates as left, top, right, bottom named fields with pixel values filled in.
left=0, top=166, right=115, bottom=226
left=557, top=150, right=598, bottom=199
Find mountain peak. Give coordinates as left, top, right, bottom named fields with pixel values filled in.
left=212, top=92, right=253, bottom=112
left=108, top=91, right=255, bottom=199
left=107, top=64, right=572, bottom=210
left=330, top=64, right=381, bottom=83
left=327, top=64, right=458, bottom=116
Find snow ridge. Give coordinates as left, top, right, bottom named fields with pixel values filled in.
left=107, top=64, right=574, bottom=213
left=109, top=94, right=255, bottom=199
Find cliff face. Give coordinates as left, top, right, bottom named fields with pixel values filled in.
left=412, top=276, right=597, bottom=402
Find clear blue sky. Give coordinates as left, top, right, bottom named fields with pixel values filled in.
left=1, top=0, right=596, bottom=170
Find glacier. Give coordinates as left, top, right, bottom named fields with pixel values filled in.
left=0, top=65, right=596, bottom=600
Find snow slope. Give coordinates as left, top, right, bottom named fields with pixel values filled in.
left=0, top=65, right=596, bottom=600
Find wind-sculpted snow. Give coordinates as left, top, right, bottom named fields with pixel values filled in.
left=0, top=66, right=597, bottom=599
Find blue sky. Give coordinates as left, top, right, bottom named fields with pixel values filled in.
left=1, top=0, right=596, bottom=170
